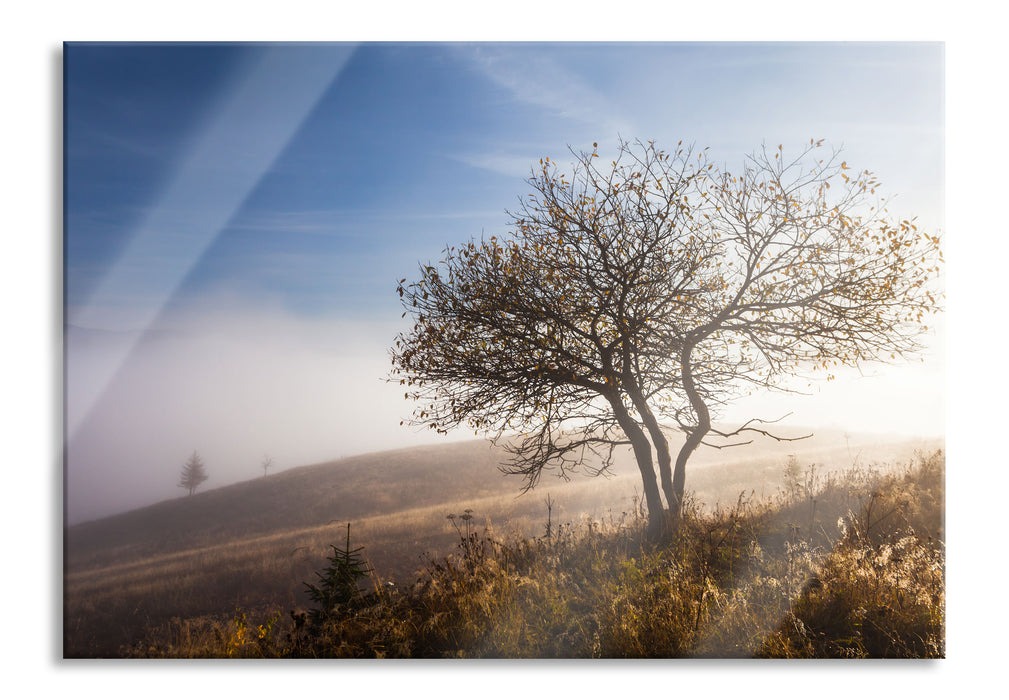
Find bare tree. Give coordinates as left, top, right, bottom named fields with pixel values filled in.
left=261, top=454, right=273, bottom=478
left=390, top=139, right=942, bottom=538
left=178, top=450, right=208, bottom=496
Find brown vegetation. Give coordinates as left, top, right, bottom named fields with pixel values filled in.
left=64, top=433, right=942, bottom=658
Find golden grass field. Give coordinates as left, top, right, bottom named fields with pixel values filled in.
left=64, top=429, right=943, bottom=657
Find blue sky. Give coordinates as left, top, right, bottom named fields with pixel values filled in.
left=64, top=42, right=945, bottom=522
left=67, top=42, right=943, bottom=326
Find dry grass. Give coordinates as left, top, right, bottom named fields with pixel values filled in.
left=64, top=435, right=942, bottom=658
left=64, top=476, right=641, bottom=656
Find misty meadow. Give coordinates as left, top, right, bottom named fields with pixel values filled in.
left=64, top=42, right=944, bottom=659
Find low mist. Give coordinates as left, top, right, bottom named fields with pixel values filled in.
left=65, top=304, right=944, bottom=526
left=65, top=307, right=457, bottom=524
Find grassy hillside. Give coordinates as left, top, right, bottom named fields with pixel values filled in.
left=64, top=430, right=942, bottom=657
left=67, top=440, right=511, bottom=565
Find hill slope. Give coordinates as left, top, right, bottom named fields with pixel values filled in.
left=67, top=439, right=511, bottom=563
left=66, top=429, right=940, bottom=567
left=64, top=429, right=941, bottom=656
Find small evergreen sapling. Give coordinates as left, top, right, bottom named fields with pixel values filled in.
left=304, top=523, right=372, bottom=625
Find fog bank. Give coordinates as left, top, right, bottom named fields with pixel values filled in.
left=65, top=305, right=943, bottom=525
left=65, top=309, right=456, bottom=524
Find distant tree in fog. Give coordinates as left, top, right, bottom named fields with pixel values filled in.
left=261, top=454, right=273, bottom=477
left=179, top=451, right=209, bottom=496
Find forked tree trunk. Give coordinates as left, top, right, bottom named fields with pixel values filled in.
left=638, top=410, right=675, bottom=532
left=621, top=370, right=676, bottom=536
left=632, top=433, right=667, bottom=540
left=609, top=395, right=666, bottom=539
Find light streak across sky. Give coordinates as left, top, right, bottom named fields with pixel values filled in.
left=67, top=44, right=354, bottom=437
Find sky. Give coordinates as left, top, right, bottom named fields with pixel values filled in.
left=63, top=41, right=946, bottom=524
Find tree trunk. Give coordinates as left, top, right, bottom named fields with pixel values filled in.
left=621, top=373, right=675, bottom=534
left=629, top=428, right=666, bottom=540
left=648, top=420, right=675, bottom=532
left=670, top=342, right=711, bottom=525
left=608, top=395, right=666, bottom=539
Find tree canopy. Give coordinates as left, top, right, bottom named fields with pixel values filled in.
left=390, top=139, right=943, bottom=538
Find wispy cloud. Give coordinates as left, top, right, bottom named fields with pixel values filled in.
left=448, top=45, right=634, bottom=178
left=446, top=151, right=539, bottom=180
left=462, top=45, right=631, bottom=134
